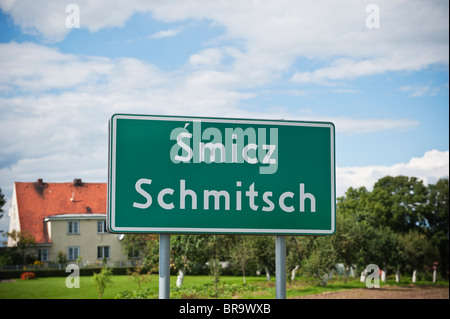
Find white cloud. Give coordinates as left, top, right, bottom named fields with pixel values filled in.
left=291, top=53, right=447, bottom=84
left=0, top=42, right=113, bottom=92
left=399, top=84, right=447, bottom=97
left=1, top=0, right=448, bottom=84
left=0, top=42, right=422, bottom=175
left=336, top=149, right=449, bottom=196
left=149, top=27, right=182, bottom=39
left=188, top=48, right=223, bottom=67
left=0, top=0, right=144, bottom=42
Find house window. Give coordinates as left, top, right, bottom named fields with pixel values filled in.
left=68, top=246, right=80, bottom=260
left=67, top=221, right=80, bottom=234
left=36, top=248, right=48, bottom=262
left=128, top=247, right=140, bottom=259
left=97, top=246, right=110, bottom=259
left=97, top=220, right=107, bottom=234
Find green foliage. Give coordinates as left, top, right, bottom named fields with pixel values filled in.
left=300, top=236, right=337, bottom=286
left=252, top=236, right=275, bottom=279
left=113, top=175, right=448, bottom=289
left=127, top=261, right=153, bottom=289
left=425, top=177, right=449, bottom=278
left=115, top=282, right=271, bottom=299
left=5, top=230, right=36, bottom=264
left=208, top=258, right=222, bottom=297
left=115, top=287, right=158, bottom=299
left=56, top=251, right=66, bottom=264
left=399, top=229, right=437, bottom=273
left=170, top=234, right=209, bottom=275
left=229, top=235, right=254, bottom=283
left=120, top=234, right=159, bottom=268
left=335, top=176, right=448, bottom=280
left=0, top=186, right=6, bottom=216
left=370, top=176, right=428, bottom=232
left=93, top=266, right=113, bottom=299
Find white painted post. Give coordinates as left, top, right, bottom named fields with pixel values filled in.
left=159, top=234, right=170, bottom=299
left=275, top=235, right=286, bottom=299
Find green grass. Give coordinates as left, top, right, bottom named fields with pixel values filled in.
left=1, top=275, right=447, bottom=299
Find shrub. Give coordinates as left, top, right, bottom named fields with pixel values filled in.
left=115, top=288, right=158, bottom=299
left=20, top=272, right=36, bottom=280
left=93, top=266, right=113, bottom=299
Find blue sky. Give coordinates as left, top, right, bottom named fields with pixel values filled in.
left=0, top=1, right=448, bottom=234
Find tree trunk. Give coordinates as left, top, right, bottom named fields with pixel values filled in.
left=395, top=269, right=400, bottom=283
left=291, top=265, right=299, bottom=281
left=265, top=266, right=271, bottom=281
left=360, top=271, right=366, bottom=283
left=176, top=268, right=186, bottom=288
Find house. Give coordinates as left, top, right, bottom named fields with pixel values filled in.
left=7, top=179, right=128, bottom=266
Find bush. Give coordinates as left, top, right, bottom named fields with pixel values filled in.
left=20, top=272, right=36, bottom=280
left=0, top=266, right=138, bottom=280
left=115, top=288, right=158, bottom=299
left=93, top=266, right=113, bottom=299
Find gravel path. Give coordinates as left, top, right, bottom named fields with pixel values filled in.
left=296, top=285, right=449, bottom=299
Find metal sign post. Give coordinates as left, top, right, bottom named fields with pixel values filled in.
left=159, top=234, right=170, bottom=299
left=275, top=235, right=287, bottom=299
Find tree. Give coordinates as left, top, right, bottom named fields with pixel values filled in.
left=333, top=212, right=367, bottom=277
left=336, top=187, right=381, bottom=275
left=229, top=235, right=254, bottom=283
left=127, top=260, right=153, bottom=289
left=364, top=226, right=401, bottom=276
left=121, top=234, right=159, bottom=268
left=399, top=229, right=437, bottom=279
left=370, top=176, right=428, bottom=233
left=206, top=235, right=227, bottom=298
left=93, top=265, right=113, bottom=299
left=301, top=236, right=337, bottom=286
left=0, top=187, right=5, bottom=215
left=337, top=186, right=372, bottom=224
left=0, top=187, right=5, bottom=236
left=171, top=234, right=209, bottom=287
left=336, top=174, right=448, bottom=281
left=286, top=236, right=314, bottom=282
left=425, top=177, right=449, bottom=279
left=6, top=230, right=36, bottom=263
left=252, top=236, right=275, bottom=281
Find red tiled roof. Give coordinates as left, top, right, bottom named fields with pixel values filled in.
left=14, top=180, right=106, bottom=244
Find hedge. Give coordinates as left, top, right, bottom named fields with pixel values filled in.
left=1, top=263, right=249, bottom=280
left=0, top=266, right=138, bottom=280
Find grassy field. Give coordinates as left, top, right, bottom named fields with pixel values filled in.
left=0, top=274, right=447, bottom=299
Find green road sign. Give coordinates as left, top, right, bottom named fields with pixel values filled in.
left=107, top=114, right=335, bottom=235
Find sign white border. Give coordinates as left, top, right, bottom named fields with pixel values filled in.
left=108, top=114, right=335, bottom=235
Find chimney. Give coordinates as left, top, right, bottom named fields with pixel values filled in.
left=34, top=178, right=46, bottom=196
left=73, top=178, right=83, bottom=186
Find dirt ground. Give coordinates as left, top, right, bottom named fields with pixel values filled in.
left=297, top=285, right=449, bottom=299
